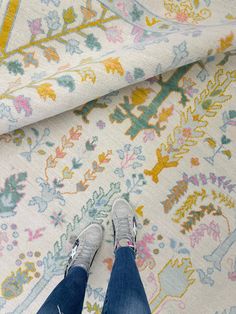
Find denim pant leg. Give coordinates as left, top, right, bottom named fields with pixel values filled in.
left=102, top=247, right=151, bottom=314
left=37, top=267, right=88, bottom=314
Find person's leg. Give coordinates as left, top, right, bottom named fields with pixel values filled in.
left=37, top=223, right=104, bottom=314
left=102, top=199, right=151, bottom=314
left=37, top=266, right=88, bottom=314
left=102, top=247, right=151, bottom=314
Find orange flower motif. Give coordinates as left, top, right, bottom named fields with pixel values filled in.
left=36, top=83, right=56, bottom=101
left=69, top=127, right=81, bottom=140
left=182, top=127, right=192, bottom=138
left=43, top=47, right=60, bottom=63
left=102, top=57, right=124, bottom=76
left=191, top=157, right=200, bottom=167
left=98, top=151, right=112, bottom=163
left=176, top=11, right=188, bottom=22
left=55, top=147, right=66, bottom=158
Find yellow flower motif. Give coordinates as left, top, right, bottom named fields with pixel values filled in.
left=102, top=57, right=124, bottom=76
left=62, top=166, right=74, bottom=179
left=217, top=32, right=234, bottom=53
left=36, top=83, right=56, bottom=101
left=63, top=7, right=77, bottom=24
left=131, top=87, right=153, bottom=105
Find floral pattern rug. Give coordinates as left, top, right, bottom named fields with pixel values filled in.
left=0, top=1, right=236, bottom=313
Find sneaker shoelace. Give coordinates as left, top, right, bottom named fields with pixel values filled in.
left=116, top=216, right=134, bottom=243
left=73, top=240, right=98, bottom=268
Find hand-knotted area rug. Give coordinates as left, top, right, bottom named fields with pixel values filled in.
left=0, top=1, right=236, bottom=313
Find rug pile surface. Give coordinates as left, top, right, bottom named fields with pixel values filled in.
left=0, top=1, right=236, bottom=313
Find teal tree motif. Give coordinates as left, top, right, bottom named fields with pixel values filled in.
left=0, top=172, right=27, bottom=217
left=110, top=64, right=192, bottom=139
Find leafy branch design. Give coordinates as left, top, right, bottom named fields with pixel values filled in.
left=45, top=125, right=82, bottom=181
left=20, top=128, right=54, bottom=162
left=0, top=6, right=119, bottom=65
left=161, top=180, right=188, bottom=213
left=180, top=203, right=230, bottom=234
left=211, top=190, right=235, bottom=208
left=173, top=189, right=207, bottom=223
left=189, top=220, right=221, bottom=248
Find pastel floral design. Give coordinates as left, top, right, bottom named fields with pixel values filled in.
left=27, top=19, right=44, bottom=35
left=66, top=39, right=82, bottom=55
left=0, top=1, right=236, bottom=313
left=105, top=26, right=123, bottom=43
left=13, top=95, right=32, bottom=117
left=45, top=10, right=61, bottom=31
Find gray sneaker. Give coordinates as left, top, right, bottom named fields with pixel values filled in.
left=112, top=198, right=137, bottom=252
left=65, top=223, right=103, bottom=276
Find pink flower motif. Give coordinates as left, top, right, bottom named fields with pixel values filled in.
left=116, top=1, right=129, bottom=16
left=176, top=11, right=188, bottom=22
left=143, top=233, right=155, bottom=243
left=96, top=120, right=106, bottom=129
left=105, top=26, right=123, bottom=43
left=137, top=240, right=152, bottom=259
left=13, top=95, right=32, bottom=117
left=28, top=18, right=44, bottom=35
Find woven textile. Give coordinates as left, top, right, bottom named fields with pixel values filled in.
left=0, top=1, right=236, bottom=313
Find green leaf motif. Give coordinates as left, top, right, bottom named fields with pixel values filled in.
left=72, top=157, right=83, bottom=169
left=6, top=60, right=24, bottom=75
left=45, top=141, right=54, bottom=147
left=57, top=75, right=75, bottom=92
left=0, top=172, right=27, bottom=217
left=201, top=99, right=212, bottom=110
left=229, top=110, right=236, bottom=119
left=31, top=127, right=39, bottom=137
left=221, top=135, right=231, bottom=145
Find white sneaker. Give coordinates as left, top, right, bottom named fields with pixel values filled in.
left=64, top=223, right=103, bottom=276
left=112, top=198, right=137, bottom=253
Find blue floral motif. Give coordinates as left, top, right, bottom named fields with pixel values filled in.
left=171, top=41, right=189, bottom=68
left=114, top=144, right=145, bottom=177
left=45, top=10, right=61, bottom=31
left=66, top=39, right=82, bottom=55
left=0, top=103, right=17, bottom=122
left=41, top=0, right=60, bottom=6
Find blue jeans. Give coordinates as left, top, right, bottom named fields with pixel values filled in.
left=38, top=247, right=151, bottom=314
